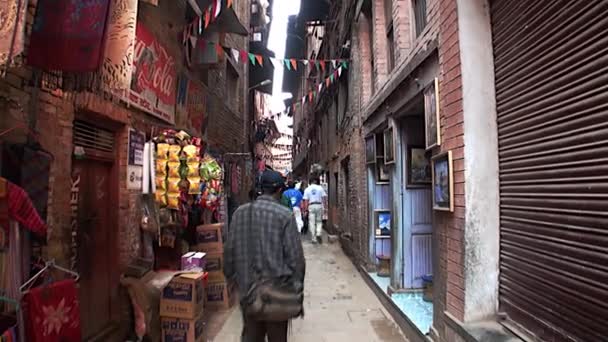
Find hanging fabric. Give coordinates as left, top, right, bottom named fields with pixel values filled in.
left=0, top=0, right=28, bottom=70
left=27, top=0, right=111, bottom=73
left=0, top=178, right=46, bottom=247
left=22, top=279, right=81, bottom=342
left=100, top=0, right=139, bottom=91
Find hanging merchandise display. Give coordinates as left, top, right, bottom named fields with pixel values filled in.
left=0, top=0, right=28, bottom=72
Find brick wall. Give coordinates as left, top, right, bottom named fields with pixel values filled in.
left=391, top=0, right=413, bottom=63
left=371, top=0, right=390, bottom=90
left=433, top=0, right=466, bottom=338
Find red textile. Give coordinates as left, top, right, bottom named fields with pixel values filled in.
left=27, top=0, right=111, bottom=72
left=22, top=280, right=81, bottom=342
left=0, top=178, right=46, bottom=238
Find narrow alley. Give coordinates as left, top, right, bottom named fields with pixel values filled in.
left=208, top=240, right=407, bottom=342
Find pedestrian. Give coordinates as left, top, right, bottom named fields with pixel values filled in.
left=283, top=181, right=304, bottom=233
left=224, top=170, right=306, bottom=342
left=302, top=177, right=327, bottom=244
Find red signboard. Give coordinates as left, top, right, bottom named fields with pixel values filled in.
left=126, top=22, right=176, bottom=123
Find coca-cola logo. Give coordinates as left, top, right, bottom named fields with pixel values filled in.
left=133, top=26, right=176, bottom=104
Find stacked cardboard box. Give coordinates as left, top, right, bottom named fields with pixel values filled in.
left=195, top=223, right=235, bottom=310
left=160, top=273, right=206, bottom=342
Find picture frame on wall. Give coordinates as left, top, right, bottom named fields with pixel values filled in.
left=431, top=151, right=454, bottom=212
left=374, top=210, right=391, bottom=238
left=376, top=160, right=390, bottom=182
left=365, top=135, right=376, bottom=164
left=425, top=78, right=441, bottom=150
left=383, top=127, right=395, bottom=164
left=407, top=146, right=432, bottom=187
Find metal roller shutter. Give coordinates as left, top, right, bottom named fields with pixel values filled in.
left=490, top=0, right=608, bottom=341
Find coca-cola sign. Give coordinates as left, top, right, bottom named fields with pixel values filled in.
left=125, top=22, right=176, bottom=124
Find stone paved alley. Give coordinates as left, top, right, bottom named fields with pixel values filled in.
left=205, top=239, right=407, bottom=342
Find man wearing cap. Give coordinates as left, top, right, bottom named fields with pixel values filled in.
left=224, top=170, right=306, bottom=342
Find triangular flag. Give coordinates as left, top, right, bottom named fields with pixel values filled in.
left=240, top=50, right=248, bottom=63
left=290, top=59, right=298, bottom=70
left=329, top=74, right=335, bottom=83
left=302, top=96, right=307, bottom=104
left=331, top=60, right=337, bottom=69
left=338, top=67, right=343, bottom=77
left=302, top=60, right=309, bottom=66
left=326, top=77, right=331, bottom=87
left=320, top=61, right=326, bottom=72
left=204, top=9, right=211, bottom=28
left=342, top=61, right=348, bottom=69
left=215, top=44, right=224, bottom=58
left=269, top=57, right=279, bottom=68
left=227, top=0, right=233, bottom=7
left=284, top=59, right=291, bottom=71
left=248, top=53, right=256, bottom=65
left=318, top=83, right=323, bottom=93
left=255, top=54, right=264, bottom=66
left=197, top=17, right=202, bottom=34
left=231, top=48, right=240, bottom=62
left=315, top=61, right=320, bottom=72
left=308, top=91, right=313, bottom=102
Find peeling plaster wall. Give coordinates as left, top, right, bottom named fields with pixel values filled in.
left=457, top=0, right=500, bottom=322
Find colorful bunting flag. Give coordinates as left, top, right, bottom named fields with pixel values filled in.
left=231, top=48, right=239, bottom=62
left=240, top=50, right=248, bottom=63
left=338, top=67, right=343, bottom=77
left=290, top=59, right=298, bottom=70
left=215, top=44, right=224, bottom=58
left=285, top=59, right=291, bottom=71
left=255, top=54, right=264, bottom=66
left=227, top=0, right=233, bottom=7
left=320, top=61, right=326, bottom=72
left=248, top=53, right=256, bottom=65
left=331, top=60, right=337, bottom=69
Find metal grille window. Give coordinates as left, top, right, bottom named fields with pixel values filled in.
left=73, top=120, right=115, bottom=160
left=413, top=0, right=427, bottom=37
left=491, top=0, right=608, bottom=340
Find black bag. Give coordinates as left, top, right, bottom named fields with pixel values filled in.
left=242, top=202, right=304, bottom=322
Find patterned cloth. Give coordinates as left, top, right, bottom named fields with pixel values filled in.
left=223, top=195, right=305, bottom=298
left=0, top=178, right=46, bottom=239
left=22, top=279, right=81, bottom=342
left=101, top=0, right=138, bottom=90
left=0, top=0, right=28, bottom=67
left=27, top=0, right=111, bottom=72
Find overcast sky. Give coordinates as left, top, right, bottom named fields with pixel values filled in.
left=267, top=0, right=301, bottom=134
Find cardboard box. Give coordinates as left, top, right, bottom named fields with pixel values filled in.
left=161, top=313, right=204, bottom=342
left=181, top=252, right=207, bottom=271
left=196, top=223, right=224, bottom=253
left=160, top=273, right=205, bottom=319
left=205, top=252, right=225, bottom=283
left=206, top=281, right=236, bottom=310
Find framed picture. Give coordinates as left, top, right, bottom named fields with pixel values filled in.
left=407, top=146, right=432, bottom=187
left=424, top=78, right=441, bottom=150
left=374, top=210, right=391, bottom=237
left=432, top=151, right=454, bottom=212
left=383, top=127, right=395, bottom=164
left=365, top=135, right=376, bottom=164
left=376, top=161, right=390, bottom=182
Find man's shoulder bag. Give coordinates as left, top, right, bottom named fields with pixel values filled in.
left=242, top=202, right=304, bottom=322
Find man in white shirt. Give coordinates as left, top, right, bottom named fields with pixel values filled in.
left=302, top=177, right=327, bottom=244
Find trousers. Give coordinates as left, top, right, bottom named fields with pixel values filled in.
left=308, top=204, right=323, bottom=240
left=293, top=207, right=304, bottom=232
left=241, top=310, right=288, bottom=342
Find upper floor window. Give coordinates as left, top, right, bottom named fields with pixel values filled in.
left=413, top=0, right=427, bottom=37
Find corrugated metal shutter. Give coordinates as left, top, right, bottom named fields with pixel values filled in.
left=490, top=0, right=608, bottom=341
left=73, top=120, right=115, bottom=160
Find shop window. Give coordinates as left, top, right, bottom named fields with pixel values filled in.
left=413, top=0, right=427, bottom=37
left=337, top=71, right=349, bottom=129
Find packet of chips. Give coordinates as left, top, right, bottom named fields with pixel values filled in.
left=188, top=177, right=201, bottom=194
left=187, top=162, right=200, bottom=178
left=155, top=176, right=167, bottom=191
left=156, top=160, right=167, bottom=176
left=155, top=191, right=167, bottom=207
left=167, top=194, right=180, bottom=210
left=156, top=143, right=170, bottom=159
left=168, top=161, right=181, bottom=178
left=183, top=145, right=200, bottom=163
left=168, top=145, right=181, bottom=162
left=167, top=177, right=181, bottom=193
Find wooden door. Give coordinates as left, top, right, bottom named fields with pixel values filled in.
left=72, top=159, right=113, bottom=339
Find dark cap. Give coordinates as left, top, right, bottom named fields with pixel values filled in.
left=261, top=170, right=285, bottom=190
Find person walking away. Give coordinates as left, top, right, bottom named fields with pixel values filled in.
left=283, top=181, right=304, bottom=233
left=302, top=178, right=327, bottom=244
left=224, top=170, right=306, bottom=342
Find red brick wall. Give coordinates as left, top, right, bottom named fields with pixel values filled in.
left=435, top=0, right=466, bottom=334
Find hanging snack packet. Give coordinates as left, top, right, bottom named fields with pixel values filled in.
left=156, top=143, right=170, bottom=159
left=167, top=177, right=181, bottom=194
left=187, top=162, right=200, bottom=178
left=155, top=176, right=167, bottom=191
left=168, top=161, right=181, bottom=178
left=168, top=145, right=182, bottom=162
left=167, top=193, right=180, bottom=210
left=155, top=191, right=167, bottom=207
left=156, top=159, right=168, bottom=176
left=188, top=177, right=202, bottom=194
left=183, top=145, right=200, bottom=163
